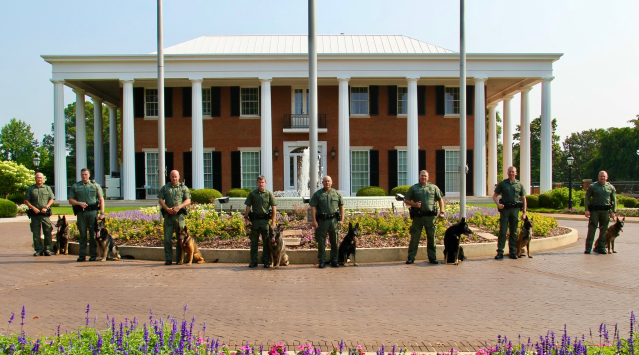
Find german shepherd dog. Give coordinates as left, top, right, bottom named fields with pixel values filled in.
left=178, top=226, right=205, bottom=265
left=94, top=219, right=121, bottom=261
left=52, top=215, right=69, bottom=255
left=443, top=218, right=472, bottom=265
left=338, top=222, right=360, bottom=266
left=516, top=215, right=534, bottom=258
left=596, top=216, right=625, bottom=254
left=269, top=224, right=289, bottom=267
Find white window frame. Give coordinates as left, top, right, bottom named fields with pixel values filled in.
left=291, top=87, right=310, bottom=114
left=445, top=86, right=461, bottom=116
left=203, top=149, right=213, bottom=189
left=141, top=148, right=160, bottom=199
left=350, top=149, right=370, bottom=196
left=443, top=146, right=461, bottom=197
left=397, top=150, right=407, bottom=186
left=350, top=86, right=369, bottom=116
left=397, top=87, right=408, bottom=116
left=240, top=87, right=260, bottom=117
left=202, top=88, right=212, bottom=118
left=239, top=148, right=261, bottom=189
left=145, top=88, right=158, bottom=118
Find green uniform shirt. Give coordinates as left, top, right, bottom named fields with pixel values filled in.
left=244, top=189, right=277, bottom=214
left=309, top=188, right=344, bottom=214
left=585, top=181, right=616, bottom=211
left=158, top=183, right=191, bottom=208
left=24, top=184, right=55, bottom=209
left=494, top=179, right=526, bottom=204
left=68, top=180, right=103, bottom=204
left=405, top=182, right=443, bottom=212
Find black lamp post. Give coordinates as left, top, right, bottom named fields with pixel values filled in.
left=567, top=154, right=574, bottom=209
left=32, top=152, right=41, bottom=173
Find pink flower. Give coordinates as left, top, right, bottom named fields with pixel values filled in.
left=357, top=345, right=362, bottom=350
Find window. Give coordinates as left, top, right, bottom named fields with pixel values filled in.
left=202, top=88, right=211, bottom=116
left=241, top=151, right=260, bottom=188
left=445, top=87, right=460, bottom=115
left=397, top=151, right=407, bottom=186
left=145, top=89, right=158, bottom=117
left=351, top=150, right=369, bottom=195
left=350, top=87, right=368, bottom=115
left=203, top=152, right=213, bottom=189
left=293, top=88, right=309, bottom=114
left=445, top=150, right=460, bottom=195
left=241, top=88, right=259, bottom=116
left=145, top=152, right=159, bottom=197
left=397, top=87, right=408, bottom=115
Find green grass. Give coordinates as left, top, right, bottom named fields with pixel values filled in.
left=51, top=206, right=141, bottom=215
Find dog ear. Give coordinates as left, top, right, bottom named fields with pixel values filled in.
left=460, top=217, right=465, bottom=223
left=349, top=222, right=353, bottom=229
left=355, top=223, right=359, bottom=229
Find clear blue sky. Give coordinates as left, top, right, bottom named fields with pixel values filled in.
left=1, top=0, right=637, bottom=144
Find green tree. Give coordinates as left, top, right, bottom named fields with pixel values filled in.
left=0, top=160, right=35, bottom=198
left=512, top=117, right=561, bottom=184
left=560, top=129, right=607, bottom=182
left=591, top=126, right=639, bottom=180
left=0, top=118, right=39, bottom=167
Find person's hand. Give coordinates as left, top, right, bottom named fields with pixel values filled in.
left=610, top=212, right=617, bottom=220
left=415, top=201, right=422, bottom=209
left=271, top=222, right=276, bottom=230
left=585, top=211, right=591, bottom=218
left=98, top=213, right=105, bottom=220
left=40, top=208, right=47, bottom=214
left=521, top=213, right=527, bottom=220
left=312, top=221, right=318, bottom=229
left=497, top=203, right=505, bottom=210
left=79, top=202, right=88, bottom=209
left=31, top=206, right=39, bottom=214
left=437, top=212, right=445, bottom=219
left=338, top=220, right=344, bottom=228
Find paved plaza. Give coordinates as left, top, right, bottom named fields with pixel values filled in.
left=0, top=218, right=638, bottom=352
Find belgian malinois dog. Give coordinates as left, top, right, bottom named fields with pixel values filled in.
left=516, top=215, right=534, bottom=258
left=178, top=226, right=205, bottom=265
left=596, top=216, right=625, bottom=254
left=52, top=215, right=69, bottom=255
left=268, top=224, right=289, bottom=268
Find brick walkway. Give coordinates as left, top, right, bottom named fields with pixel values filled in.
left=0, top=219, right=637, bottom=352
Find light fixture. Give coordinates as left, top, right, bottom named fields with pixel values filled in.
left=274, top=146, right=279, bottom=160
left=331, top=147, right=336, bottom=159
left=217, top=196, right=230, bottom=213
left=566, top=155, right=574, bottom=166
left=395, top=193, right=405, bottom=201
left=32, top=152, right=41, bottom=172
left=302, top=196, right=311, bottom=204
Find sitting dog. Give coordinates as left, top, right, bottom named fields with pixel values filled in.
left=338, top=222, right=360, bottom=266
left=443, top=218, right=472, bottom=265
left=94, top=219, right=121, bottom=261
left=516, top=215, right=534, bottom=258
left=596, top=216, right=625, bottom=254
left=52, top=215, right=69, bottom=255
left=269, top=224, right=289, bottom=267
left=178, top=226, right=205, bottom=265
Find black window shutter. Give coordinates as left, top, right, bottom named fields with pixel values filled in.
left=419, top=150, right=426, bottom=172
left=387, top=86, right=397, bottom=116
left=435, top=149, right=446, bottom=196
left=435, top=86, right=445, bottom=116
left=231, top=151, right=241, bottom=188
left=133, top=88, right=144, bottom=118
left=417, top=86, right=426, bottom=116
left=182, top=87, right=192, bottom=118
left=211, top=87, right=221, bottom=117
left=388, top=150, right=398, bottom=192
left=258, top=86, right=261, bottom=116
left=183, top=152, right=192, bottom=188
left=348, top=85, right=351, bottom=115
left=466, top=149, right=474, bottom=196
left=369, top=150, right=379, bottom=187
left=135, top=152, right=145, bottom=199
left=369, top=86, right=379, bottom=116
left=230, top=87, right=240, bottom=117
left=466, top=85, right=475, bottom=116
left=164, top=87, right=173, bottom=118
left=212, top=151, right=222, bottom=192
left=164, top=152, right=173, bottom=184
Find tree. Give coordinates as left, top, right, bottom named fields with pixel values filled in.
left=512, top=117, right=561, bottom=184
left=0, top=161, right=35, bottom=198
left=592, top=127, right=639, bottom=180
left=0, top=118, right=39, bottom=167
left=560, top=129, right=606, bottom=182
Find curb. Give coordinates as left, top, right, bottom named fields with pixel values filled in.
left=68, top=228, right=578, bottom=264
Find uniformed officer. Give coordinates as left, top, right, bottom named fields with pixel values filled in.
left=492, top=166, right=527, bottom=260
left=24, top=172, right=55, bottom=256
left=68, top=168, right=105, bottom=262
left=310, top=175, right=344, bottom=268
left=243, top=175, right=277, bottom=268
left=403, top=170, right=445, bottom=264
left=584, top=171, right=616, bottom=254
left=158, top=170, right=191, bottom=265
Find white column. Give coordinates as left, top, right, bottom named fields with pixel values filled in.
left=121, top=80, right=136, bottom=200
left=260, top=78, right=273, bottom=186
left=191, top=79, right=204, bottom=189
left=74, top=89, right=86, bottom=182
left=338, top=78, right=351, bottom=194
left=108, top=105, right=118, bottom=175
left=93, top=97, right=104, bottom=186
left=488, top=103, right=498, bottom=192
left=502, top=95, right=514, bottom=179
left=52, top=80, right=67, bottom=201
left=540, top=77, right=554, bottom=192
left=473, top=77, right=487, bottom=196
left=520, top=86, right=532, bottom=194
left=406, top=78, right=419, bottom=186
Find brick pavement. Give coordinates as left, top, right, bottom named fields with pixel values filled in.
left=0, top=220, right=638, bottom=352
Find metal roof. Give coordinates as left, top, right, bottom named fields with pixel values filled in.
left=159, top=35, right=455, bottom=55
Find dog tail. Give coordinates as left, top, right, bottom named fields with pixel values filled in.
left=120, top=255, right=135, bottom=260
left=205, top=258, right=220, bottom=263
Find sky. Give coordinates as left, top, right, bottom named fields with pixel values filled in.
left=0, top=0, right=637, bottom=146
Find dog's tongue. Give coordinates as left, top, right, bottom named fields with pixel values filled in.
left=271, top=238, right=275, bottom=243
left=620, top=228, right=623, bottom=232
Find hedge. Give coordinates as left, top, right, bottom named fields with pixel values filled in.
left=226, top=188, right=251, bottom=198
left=617, top=195, right=638, bottom=208
left=356, top=186, right=387, bottom=197
left=526, top=194, right=539, bottom=208
left=538, top=188, right=583, bottom=209
left=7, top=193, right=25, bottom=205
left=190, top=189, right=223, bottom=204
left=0, top=198, right=18, bottom=218
left=390, top=185, right=411, bottom=196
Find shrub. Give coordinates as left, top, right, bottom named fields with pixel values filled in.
left=526, top=194, right=539, bottom=208
left=623, top=196, right=638, bottom=208
left=356, top=186, right=387, bottom=196
left=538, top=193, right=554, bottom=208
left=0, top=198, right=18, bottom=218
left=538, top=188, right=582, bottom=209
left=390, top=185, right=411, bottom=196
left=226, top=188, right=250, bottom=198
left=7, top=193, right=25, bottom=205
left=0, top=161, right=34, bottom=198
left=190, top=188, right=222, bottom=204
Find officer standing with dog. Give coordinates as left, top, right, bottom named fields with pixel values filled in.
left=158, top=170, right=191, bottom=265
left=493, top=166, right=527, bottom=260
left=68, top=168, right=105, bottom=262
left=310, top=175, right=344, bottom=268
left=24, top=172, right=55, bottom=256
left=244, top=175, right=277, bottom=268
left=404, top=170, right=445, bottom=264
left=584, top=170, right=616, bottom=254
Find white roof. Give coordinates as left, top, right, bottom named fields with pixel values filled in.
left=160, top=35, right=455, bottom=55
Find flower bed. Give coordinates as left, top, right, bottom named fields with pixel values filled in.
left=562, top=206, right=639, bottom=217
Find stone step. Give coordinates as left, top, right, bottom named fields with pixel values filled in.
left=283, top=238, right=301, bottom=246
left=476, top=232, right=498, bottom=241
left=282, top=229, right=303, bottom=236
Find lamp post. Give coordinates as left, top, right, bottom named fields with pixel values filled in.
left=32, top=152, right=41, bottom=173
left=567, top=154, right=574, bottom=209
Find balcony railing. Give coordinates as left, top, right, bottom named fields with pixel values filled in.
left=283, top=114, right=327, bottom=129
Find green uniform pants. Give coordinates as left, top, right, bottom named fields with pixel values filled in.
left=586, top=211, right=610, bottom=252
left=498, top=208, right=519, bottom=255
left=249, top=221, right=271, bottom=264
left=408, top=215, right=436, bottom=261
left=163, top=214, right=185, bottom=262
left=30, top=214, right=53, bottom=253
left=315, top=219, right=339, bottom=263
left=77, top=210, right=98, bottom=258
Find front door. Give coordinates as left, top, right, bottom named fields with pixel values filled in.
left=286, top=152, right=304, bottom=191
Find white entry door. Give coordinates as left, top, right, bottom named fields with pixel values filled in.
left=283, top=142, right=327, bottom=193
left=286, top=152, right=304, bottom=191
